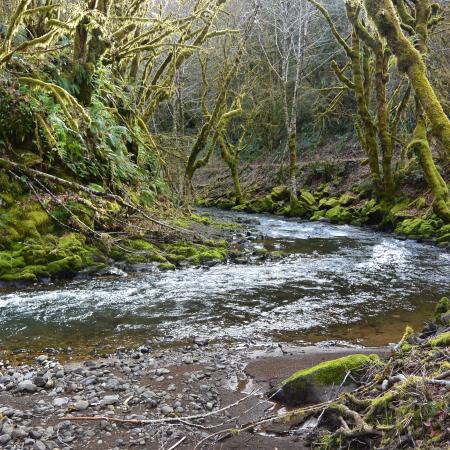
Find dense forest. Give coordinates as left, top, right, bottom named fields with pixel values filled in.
left=0, top=1, right=449, bottom=449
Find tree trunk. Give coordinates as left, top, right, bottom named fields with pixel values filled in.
left=364, top=0, right=450, bottom=152
left=408, top=119, right=450, bottom=221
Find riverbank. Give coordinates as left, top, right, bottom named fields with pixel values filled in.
left=0, top=298, right=448, bottom=449
left=196, top=155, right=450, bottom=247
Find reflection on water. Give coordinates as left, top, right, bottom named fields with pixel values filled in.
left=0, top=210, right=448, bottom=353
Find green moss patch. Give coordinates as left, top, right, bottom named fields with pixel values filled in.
left=428, top=332, right=450, bottom=347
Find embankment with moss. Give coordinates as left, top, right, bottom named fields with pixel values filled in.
left=199, top=159, right=450, bottom=246
left=0, top=171, right=233, bottom=285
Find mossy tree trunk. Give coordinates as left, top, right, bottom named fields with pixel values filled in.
left=364, top=0, right=450, bottom=152
left=218, top=131, right=245, bottom=205
left=73, top=0, right=111, bottom=106
left=408, top=119, right=450, bottom=221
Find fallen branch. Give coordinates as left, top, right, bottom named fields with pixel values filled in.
left=60, top=391, right=257, bottom=425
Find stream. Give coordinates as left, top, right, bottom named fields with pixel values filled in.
left=0, top=209, right=449, bottom=356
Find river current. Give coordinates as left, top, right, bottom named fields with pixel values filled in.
left=1, top=210, right=448, bottom=355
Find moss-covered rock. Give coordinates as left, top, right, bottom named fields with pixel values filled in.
left=299, top=190, right=316, bottom=207
left=338, top=193, right=357, bottom=206
left=270, top=185, right=289, bottom=202
left=215, top=198, right=235, bottom=209
left=273, top=354, right=380, bottom=406
left=395, top=218, right=438, bottom=239
left=319, top=197, right=339, bottom=210
left=0, top=232, right=104, bottom=282
left=359, top=199, right=387, bottom=225
left=428, top=332, right=450, bottom=347
left=325, top=205, right=353, bottom=223
left=161, top=240, right=227, bottom=267
left=434, top=297, right=450, bottom=324
left=310, top=210, right=327, bottom=221
left=247, top=195, right=277, bottom=213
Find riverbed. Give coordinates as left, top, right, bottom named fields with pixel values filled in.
left=1, top=209, right=449, bottom=356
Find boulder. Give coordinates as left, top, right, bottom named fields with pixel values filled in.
left=325, top=205, right=353, bottom=223
left=272, top=354, right=380, bottom=406
left=318, top=197, right=339, bottom=210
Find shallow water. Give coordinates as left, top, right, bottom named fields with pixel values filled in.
left=0, top=210, right=449, bottom=355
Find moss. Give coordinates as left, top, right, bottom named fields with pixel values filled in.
left=434, top=297, right=450, bottom=323
left=247, top=195, right=277, bottom=213
left=410, top=196, right=427, bottom=210
left=283, top=354, right=380, bottom=388
left=165, top=253, right=187, bottom=263
left=325, top=205, right=353, bottom=223
left=158, top=262, right=176, bottom=270
left=231, top=203, right=248, bottom=212
left=299, top=190, right=316, bottom=206
left=395, top=218, right=437, bottom=239
left=319, top=197, right=339, bottom=209
left=270, top=185, right=289, bottom=202
left=310, top=210, right=326, bottom=221
left=286, top=200, right=311, bottom=218
left=428, top=332, right=450, bottom=347
left=47, top=255, right=84, bottom=275
left=338, top=193, right=357, bottom=206
left=398, top=325, right=414, bottom=353
left=66, top=200, right=95, bottom=229
left=126, top=239, right=159, bottom=252
left=437, top=224, right=450, bottom=237
left=0, top=192, right=15, bottom=207
left=215, top=198, right=235, bottom=209
left=161, top=240, right=227, bottom=266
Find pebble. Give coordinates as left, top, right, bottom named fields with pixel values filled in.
left=52, top=397, right=69, bottom=407
left=0, top=434, right=11, bottom=444
left=74, top=400, right=89, bottom=411
left=17, top=380, right=37, bottom=393
left=155, top=368, right=170, bottom=376
left=101, top=395, right=120, bottom=406
left=34, top=441, right=46, bottom=450
left=160, top=405, right=173, bottom=415
left=182, top=355, right=194, bottom=364
left=36, top=355, right=48, bottom=364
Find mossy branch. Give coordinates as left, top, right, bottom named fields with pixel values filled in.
left=19, top=77, right=91, bottom=131
left=331, top=61, right=355, bottom=89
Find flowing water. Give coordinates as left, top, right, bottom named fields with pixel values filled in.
left=0, top=209, right=449, bottom=356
